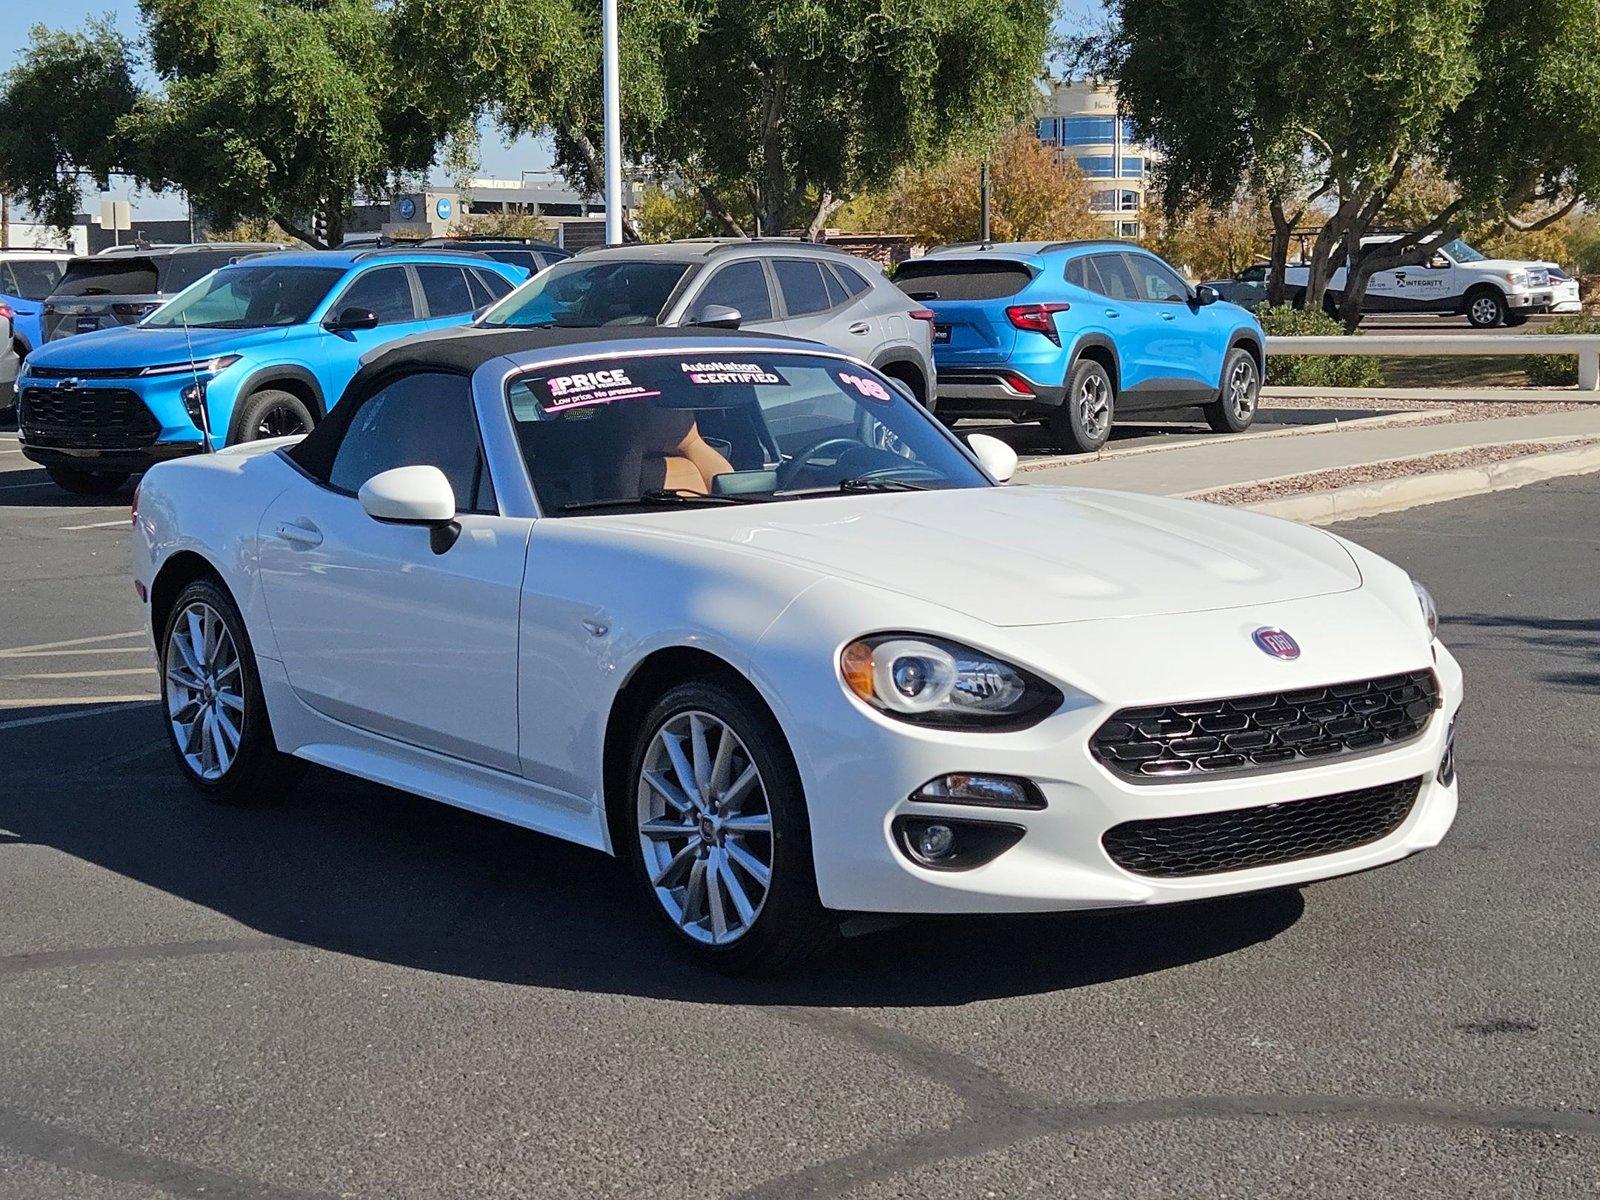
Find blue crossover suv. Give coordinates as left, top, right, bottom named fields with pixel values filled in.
left=894, top=241, right=1265, bottom=452
left=17, top=247, right=525, bottom=493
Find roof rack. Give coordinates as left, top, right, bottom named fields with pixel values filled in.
left=349, top=244, right=495, bottom=262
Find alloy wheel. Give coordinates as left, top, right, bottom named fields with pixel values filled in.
left=165, top=601, right=245, bottom=781
left=257, top=403, right=311, bottom=439
left=1470, top=297, right=1500, bottom=326
left=1228, top=358, right=1259, bottom=421
left=1078, top=374, right=1111, bottom=440
left=636, top=710, right=773, bottom=945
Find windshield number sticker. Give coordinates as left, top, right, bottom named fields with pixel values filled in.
left=680, top=361, right=786, bottom=386
left=837, top=371, right=891, bottom=401
left=542, top=368, right=659, bottom=410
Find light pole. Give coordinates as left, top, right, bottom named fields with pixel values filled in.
left=602, top=0, right=623, bottom=245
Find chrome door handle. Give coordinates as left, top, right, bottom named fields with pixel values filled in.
left=274, top=521, right=323, bottom=548
left=848, top=321, right=871, bottom=335
left=1104, top=308, right=1120, bottom=318
left=1160, top=311, right=1176, bottom=320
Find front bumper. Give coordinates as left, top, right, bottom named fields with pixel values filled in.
left=755, top=587, right=1463, bottom=915
left=16, top=372, right=207, bottom=471
left=1507, top=290, right=1553, bottom=311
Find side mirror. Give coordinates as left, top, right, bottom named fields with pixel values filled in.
left=1193, top=284, right=1220, bottom=306
left=691, top=304, right=743, bottom=329
left=327, top=307, right=380, bottom=332
left=358, top=465, right=461, bottom=553
left=967, top=432, right=1018, bottom=484
left=1427, top=255, right=1450, bottom=270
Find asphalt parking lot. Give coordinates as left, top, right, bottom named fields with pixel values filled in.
left=2, top=426, right=1597, bottom=1198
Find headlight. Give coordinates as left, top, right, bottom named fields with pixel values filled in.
left=1412, top=579, right=1439, bottom=639
left=839, top=634, right=1064, bottom=729
left=1504, top=271, right=1526, bottom=287
left=139, top=354, right=241, bottom=378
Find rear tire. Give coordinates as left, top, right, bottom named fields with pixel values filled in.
left=229, top=388, right=316, bottom=445
left=1204, top=348, right=1261, bottom=434
left=622, top=678, right=836, bottom=975
left=1465, top=288, right=1508, bottom=329
left=159, top=578, right=304, bottom=804
left=1047, top=359, right=1114, bottom=453
left=46, top=466, right=129, bottom=495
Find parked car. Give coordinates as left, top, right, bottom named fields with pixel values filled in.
left=40, top=243, right=287, bottom=343
left=0, top=306, right=18, bottom=420
left=420, top=235, right=572, bottom=276
left=896, top=241, right=1265, bottom=452
left=1284, top=237, right=1559, bottom=327
left=1544, top=263, right=1582, bottom=314
left=0, top=248, right=72, bottom=355
left=131, top=324, right=1462, bottom=973
left=17, top=247, right=524, bottom=494
left=1204, top=262, right=1270, bottom=311
left=478, top=239, right=937, bottom=408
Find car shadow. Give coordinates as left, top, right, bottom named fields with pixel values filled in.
left=2, top=704, right=1306, bottom=1006
left=0, top=463, right=133, bottom=507
left=1442, top=612, right=1600, bottom=694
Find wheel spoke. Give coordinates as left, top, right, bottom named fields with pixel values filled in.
left=640, top=816, right=697, bottom=840
left=682, top=857, right=708, bottom=927
left=218, top=690, right=245, bottom=714
left=705, top=852, right=729, bottom=941
left=181, top=708, right=205, bottom=756
left=661, top=731, right=706, bottom=812
left=644, top=768, right=695, bottom=815
left=721, top=762, right=760, bottom=811
left=211, top=713, right=236, bottom=773
left=166, top=664, right=203, bottom=692
left=213, top=707, right=242, bottom=754
left=689, top=714, right=713, bottom=794
left=725, top=840, right=771, bottom=888
left=171, top=697, right=202, bottom=725
left=651, top=837, right=702, bottom=888
left=708, top=723, right=734, bottom=793
left=714, top=850, right=756, bottom=925
left=214, top=657, right=241, bottom=683
left=724, top=812, right=771, bottom=834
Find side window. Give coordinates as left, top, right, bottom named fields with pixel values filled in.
left=774, top=259, right=832, bottom=317
left=820, top=266, right=850, bottom=308
left=1065, top=257, right=1092, bottom=289
left=833, top=263, right=874, bottom=298
left=692, top=260, right=774, bottom=322
left=326, top=372, right=496, bottom=513
left=471, top=268, right=515, bottom=302
left=334, top=266, right=418, bottom=325
left=1088, top=254, right=1139, bottom=301
left=1240, top=265, right=1266, bottom=283
left=1129, top=256, right=1191, bottom=303
left=416, top=264, right=476, bottom=317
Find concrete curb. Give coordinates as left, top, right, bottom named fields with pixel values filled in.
left=1264, top=385, right=1596, bottom=404
left=1217, top=441, right=1600, bottom=525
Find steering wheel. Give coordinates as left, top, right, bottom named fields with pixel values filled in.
left=775, top=437, right=871, bottom=489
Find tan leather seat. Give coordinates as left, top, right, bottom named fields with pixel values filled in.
left=631, top=409, right=733, bottom=494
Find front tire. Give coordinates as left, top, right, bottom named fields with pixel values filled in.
left=1204, top=348, right=1261, bottom=434
left=230, top=388, right=315, bottom=445
left=1503, top=309, right=1530, bottom=327
left=46, top=466, right=129, bottom=495
left=1047, top=359, right=1114, bottom=453
left=1466, top=288, right=1508, bottom=328
left=160, top=579, right=304, bottom=803
left=624, top=679, right=835, bottom=974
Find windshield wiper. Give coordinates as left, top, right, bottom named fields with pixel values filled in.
left=772, top=475, right=933, bottom=499
left=561, top=489, right=755, bottom=513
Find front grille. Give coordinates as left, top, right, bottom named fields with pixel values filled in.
left=1101, top=776, right=1423, bottom=878
left=1090, top=670, right=1440, bottom=782
left=20, top=385, right=160, bottom=450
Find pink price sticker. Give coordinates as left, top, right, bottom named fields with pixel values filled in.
left=541, top=368, right=659, bottom=410
left=836, top=371, right=892, bottom=402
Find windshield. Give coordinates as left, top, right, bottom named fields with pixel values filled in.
left=482, top=259, right=690, bottom=328
left=3, top=259, right=68, bottom=300
left=507, top=350, right=990, bottom=513
left=144, top=265, right=345, bottom=329
left=1439, top=239, right=1485, bottom=263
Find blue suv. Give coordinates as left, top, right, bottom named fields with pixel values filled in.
left=894, top=241, right=1265, bottom=452
left=18, top=248, right=525, bottom=493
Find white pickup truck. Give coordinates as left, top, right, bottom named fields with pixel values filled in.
left=1285, top=236, right=1561, bottom=328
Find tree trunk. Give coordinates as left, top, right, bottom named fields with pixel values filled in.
left=806, top=190, right=846, bottom=242
left=758, top=66, right=788, bottom=236
left=1266, top=196, right=1292, bottom=307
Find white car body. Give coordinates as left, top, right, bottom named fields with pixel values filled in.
left=131, top=334, right=1461, bottom=928
left=1542, top=263, right=1582, bottom=315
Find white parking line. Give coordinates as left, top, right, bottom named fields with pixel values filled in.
left=10, top=667, right=153, bottom=680
left=60, top=518, right=130, bottom=531
left=0, top=646, right=149, bottom=658
left=0, top=699, right=158, bottom=731
left=0, top=631, right=144, bottom=656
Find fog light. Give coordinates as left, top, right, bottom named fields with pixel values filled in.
left=915, top=823, right=956, bottom=861
left=910, top=773, right=1045, bottom=810
left=180, top=382, right=206, bottom=427
left=1437, top=718, right=1457, bottom=786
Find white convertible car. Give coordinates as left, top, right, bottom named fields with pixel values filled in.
left=132, top=326, right=1462, bottom=973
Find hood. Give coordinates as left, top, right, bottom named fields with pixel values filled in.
left=1464, top=258, right=1545, bottom=274
left=25, top=323, right=292, bottom=370
left=597, top=486, right=1363, bottom=627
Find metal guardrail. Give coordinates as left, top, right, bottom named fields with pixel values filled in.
left=1266, top=334, right=1600, bottom=390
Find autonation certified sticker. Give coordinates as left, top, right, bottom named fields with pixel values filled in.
left=680, top=360, right=787, bottom=386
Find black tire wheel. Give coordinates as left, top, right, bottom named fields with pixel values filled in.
left=1047, top=358, right=1114, bottom=453
left=1503, top=309, right=1530, bottom=327
left=46, top=466, right=129, bottom=495
left=1465, top=288, right=1508, bottom=329
left=622, top=678, right=836, bottom=975
left=159, top=578, right=305, bottom=804
left=230, top=388, right=315, bottom=445
left=1204, top=347, right=1261, bottom=434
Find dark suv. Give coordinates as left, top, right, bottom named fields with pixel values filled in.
left=42, top=243, right=286, bottom=341
left=419, top=236, right=571, bottom=276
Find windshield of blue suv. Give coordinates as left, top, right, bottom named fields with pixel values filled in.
left=505, top=351, right=988, bottom=513
left=481, top=259, right=690, bottom=328
left=144, top=265, right=345, bottom=329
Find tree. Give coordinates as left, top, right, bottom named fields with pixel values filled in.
left=881, top=124, right=1098, bottom=246
left=1141, top=192, right=1273, bottom=280
left=0, top=20, right=141, bottom=231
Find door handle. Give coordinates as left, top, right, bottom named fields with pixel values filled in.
left=848, top=321, right=871, bottom=335
left=273, top=521, right=323, bottom=549
left=1104, top=308, right=1120, bottom=318
left=1159, top=311, right=1176, bottom=321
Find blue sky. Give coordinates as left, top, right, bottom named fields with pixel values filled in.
left=3, top=0, right=551, bottom=220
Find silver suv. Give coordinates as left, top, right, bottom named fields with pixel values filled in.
left=476, top=239, right=937, bottom=409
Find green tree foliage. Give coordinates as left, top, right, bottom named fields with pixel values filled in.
left=0, top=20, right=141, bottom=230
